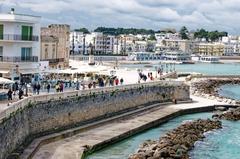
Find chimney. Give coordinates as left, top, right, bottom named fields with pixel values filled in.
left=10, top=8, right=15, bottom=14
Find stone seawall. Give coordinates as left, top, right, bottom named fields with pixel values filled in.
left=0, top=83, right=189, bottom=159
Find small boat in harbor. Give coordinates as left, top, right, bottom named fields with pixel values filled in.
left=162, top=51, right=194, bottom=64
left=192, top=55, right=221, bottom=63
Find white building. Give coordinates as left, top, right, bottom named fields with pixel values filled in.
left=70, top=31, right=115, bottom=55
left=221, top=36, right=240, bottom=56
left=0, top=9, right=41, bottom=81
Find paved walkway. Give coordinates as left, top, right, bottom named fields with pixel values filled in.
left=22, top=95, right=227, bottom=159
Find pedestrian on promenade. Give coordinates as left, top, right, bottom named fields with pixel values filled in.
left=47, top=83, right=51, bottom=93
left=33, top=83, right=37, bottom=94
left=7, top=89, right=13, bottom=100
left=60, top=82, right=64, bottom=92
left=36, top=83, right=41, bottom=95
left=12, top=82, right=17, bottom=95
left=88, top=82, right=93, bottom=89
left=120, top=78, right=124, bottom=85
left=93, top=81, right=96, bottom=89
left=76, top=81, right=80, bottom=90
left=18, top=88, right=23, bottom=100
left=55, top=83, right=60, bottom=92
left=115, top=78, right=119, bottom=86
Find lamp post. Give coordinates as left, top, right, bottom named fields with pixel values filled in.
left=71, top=33, right=75, bottom=59
left=83, top=34, right=86, bottom=55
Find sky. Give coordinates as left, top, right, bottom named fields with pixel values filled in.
left=0, top=0, right=240, bottom=34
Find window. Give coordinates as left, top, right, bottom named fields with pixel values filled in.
left=0, top=24, right=3, bottom=40
left=22, top=26, right=33, bottom=41
left=21, top=47, right=32, bottom=61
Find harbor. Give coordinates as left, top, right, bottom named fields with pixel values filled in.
left=1, top=3, right=240, bottom=159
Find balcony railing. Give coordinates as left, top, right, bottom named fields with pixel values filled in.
left=0, top=34, right=39, bottom=42
left=0, top=56, right=38, bottom=62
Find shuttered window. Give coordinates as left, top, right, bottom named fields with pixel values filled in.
left=0, top=24, right=3, bottom=40
left=21, top=26, right=33, bottom=41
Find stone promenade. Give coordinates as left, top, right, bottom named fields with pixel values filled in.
left=22, top=95, right=228, bottom=159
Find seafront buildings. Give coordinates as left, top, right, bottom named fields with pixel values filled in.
left=0, top=9, right=41, bottom=82
left=194, top=43, right=224, bottom=56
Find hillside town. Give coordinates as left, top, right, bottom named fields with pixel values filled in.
left=0, top=9, right=240, bottom=83
left=1, top=1, right=240, bottom=159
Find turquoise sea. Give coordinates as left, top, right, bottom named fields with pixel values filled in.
left=120, top=62, right=240, bottom=75
left=218, top=84, right=240, bottom=100
left=87, top=63, right=240, bottom=159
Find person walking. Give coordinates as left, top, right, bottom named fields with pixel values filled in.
left=120, top=78, right=124, bottom=85
left=115, top=78, right=119, bottom=86
left=36, top=83, right=41, bottom=95
left=7, top=89, right=13, bottom=101
left=55, top=83, right=60, bottom=92
left=47, top=83, right=51, bottom=93
left=60, top=82, right=64, bottom=92
left=18, top=88, right=23, bottom=100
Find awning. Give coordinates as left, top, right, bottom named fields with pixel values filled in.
left=19, top=69, right=41, bottom=74
left=0, top=70, right=9, bottom=74
left=0, top=77, right=14, bottom=84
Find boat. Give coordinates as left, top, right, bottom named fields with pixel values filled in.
left=128, top=52, right=162, bottom=61
left=191, top=55, right=220, bottom=63
left=162, top=51, right=195, bottom=64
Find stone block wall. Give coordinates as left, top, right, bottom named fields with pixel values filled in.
left=0, top=84, right=189, bottom=159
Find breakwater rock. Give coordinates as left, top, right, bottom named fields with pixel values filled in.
left=214, top=107, right=240, bottom=121
left=129, top=119, right=222, bottom=159
left=191, top=78, right=240, bottom=104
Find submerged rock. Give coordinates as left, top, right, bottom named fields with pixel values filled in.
left=128, top=119, right=222, bottom=159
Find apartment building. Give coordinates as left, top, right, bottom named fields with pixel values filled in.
left=156, top=39, right=195, bottom=54
left=194, top=43, right=224, bottom=56
left=70, top=31, right=115, bottom=55
left=0, top=9, right=41, bottom=81
left=41, top=24, right=70, bottom=68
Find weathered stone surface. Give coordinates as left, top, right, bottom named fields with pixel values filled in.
left=214, top=107, right=240, bottom=121
left=0, top=84, right=190, bottom=159
left=129, top=119, right=222, bottom=159
left=191, top=78, right=240, bottom=104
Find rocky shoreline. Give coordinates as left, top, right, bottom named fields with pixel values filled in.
left=191, top=78, right=240, bottom=105
left=128, top=119, right=222, bottom=159
left=213, top=107, right=240, bottom=121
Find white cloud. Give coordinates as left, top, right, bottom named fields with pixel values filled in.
left=1, top=0, right=240, bottom=34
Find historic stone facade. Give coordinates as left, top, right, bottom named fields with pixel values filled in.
left=0, top=84, right=189, bottom=159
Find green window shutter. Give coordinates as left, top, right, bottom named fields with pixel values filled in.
left=0, top=24, right=3, bottom=40
left=22, top=26, right=33, bottom=41
left=22, top=26, right=28, bottom=40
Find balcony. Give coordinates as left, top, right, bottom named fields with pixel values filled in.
left=0, top=56, right=38, bottom=62
left=0, top=34, right=39, bottom=42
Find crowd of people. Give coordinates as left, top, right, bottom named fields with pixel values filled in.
left=6, top=76, right=125, bottom=101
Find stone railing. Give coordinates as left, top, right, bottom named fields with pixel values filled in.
left=0, top=80, right=183, bottom=122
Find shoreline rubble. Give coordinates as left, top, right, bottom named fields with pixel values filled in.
left=128, top=119, right=222, bottom=159
left=191, top=78, right=240, bottom=105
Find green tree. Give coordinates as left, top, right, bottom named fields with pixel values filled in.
left=148, top=35, right=156, bottom=41
left=194, top=28, right=208, bottom=39
left=180, top=26, right=189, bottom=39
left=74, top=28, right=90, bottom=34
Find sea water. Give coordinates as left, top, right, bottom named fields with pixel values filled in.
left=86, top=63, right=240, bottom=159
left=86, top=113, right=213, bottom=159
left=120, top=63, right=240, bottom=75
left=218, top=84, right=240, bottom=100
